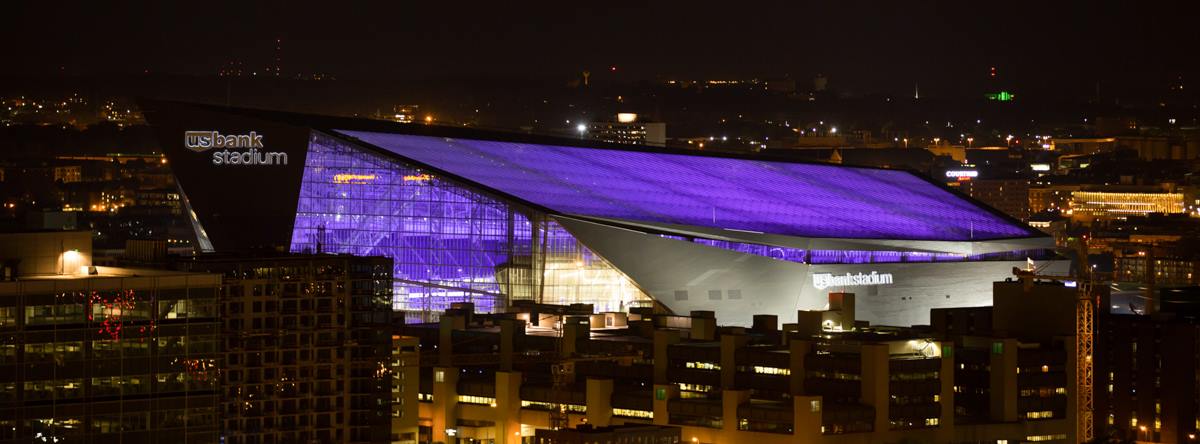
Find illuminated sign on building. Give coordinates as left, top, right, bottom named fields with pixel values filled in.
left=1030, top=163, right=1051, bottom=172
left=945, top=170, right=979, bottom=178
left=184, top=130, right=287, bottom=165
left=986, top=91, right=1015, bottom=101
left=812, top=271, right=894, bottom=290
left=332, top=174, right=377, bottom=184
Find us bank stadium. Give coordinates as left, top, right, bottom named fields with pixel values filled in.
left=144, top=101, right=1065, bottom=327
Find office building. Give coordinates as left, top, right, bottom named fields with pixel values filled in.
left=171, top=254, right=395, bottom=444
left=1097, top=314, right=1200, bottom=443
left=1070, top=189, right=1185, bottom=221
left=961, top=178, right=1031, bottom=221
left=142, top=101, right=1064, bottom=328
left=585, top=113, right=666, bottom=147
left=1029, top=185, right=1080, bottom=215
left=395, top=282, right=1078, bottom=444
left=0, top=230, right=222, bottom=442
left=532, top=424, right=680, bottom=443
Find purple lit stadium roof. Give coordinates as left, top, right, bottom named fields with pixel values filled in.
left=337, top=130, right=1037, bottom=241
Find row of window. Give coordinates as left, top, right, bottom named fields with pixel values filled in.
left=2, top=298, right=217, bottom=327
left=0, top=336, right=216, bottom=363
left=0, top=373, right=213, bottom=401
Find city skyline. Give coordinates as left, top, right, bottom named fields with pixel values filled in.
left=4, top=3, right=1200, bottom=443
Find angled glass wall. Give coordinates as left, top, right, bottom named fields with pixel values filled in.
left=290, top=131, right=650, bottom=316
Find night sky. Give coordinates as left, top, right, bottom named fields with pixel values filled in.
left=8, top=1, right=1199, bottom=98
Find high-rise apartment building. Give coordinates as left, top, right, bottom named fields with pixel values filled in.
left=1097, top=314, right=1200, bottom=443
left=172, top=254, right=394, bottom=444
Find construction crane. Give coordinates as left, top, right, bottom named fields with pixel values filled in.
left=1013, top=236, right=1101, bottom=444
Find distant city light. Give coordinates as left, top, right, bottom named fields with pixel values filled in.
left=617, top=113, right=638, bottom=123
left=576, top=123, right=587, bottom=133
left=985, top=91, right=1015, bottom=101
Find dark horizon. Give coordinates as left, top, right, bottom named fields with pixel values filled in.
left=7, top=2, right=1200, bottom=101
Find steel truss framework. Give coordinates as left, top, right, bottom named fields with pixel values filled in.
left=290, top=131, right=652, bottom=317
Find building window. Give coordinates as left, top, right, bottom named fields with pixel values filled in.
left=1025, top=411, right=1054, bottom=419
left=752, top=366, right=790, bottom=375
left=685, top=362, right=720, bottom=371
left=613, top=408, right=653, bottom=419
left=456, top=395, right=495, bottom=406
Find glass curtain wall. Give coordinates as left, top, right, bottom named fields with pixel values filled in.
left=291, top=132, right=649, bottom=316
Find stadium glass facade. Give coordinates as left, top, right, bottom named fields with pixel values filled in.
left=289, top=132, right=651, bottom=316
left=143, top=101, right=1060, bottom=327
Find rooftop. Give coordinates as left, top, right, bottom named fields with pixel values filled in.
left=340, top=130, right=1038, bottom=242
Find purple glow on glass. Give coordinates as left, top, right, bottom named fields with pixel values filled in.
left=290, top=132, right=648, bottom=314
left=660, top=235, right=807, bottom=262
left=668, top=235, right=1046, bottom=265
left=339, top=130, right=1035, bottom=241
left=290, top=132, right=522, bottom=313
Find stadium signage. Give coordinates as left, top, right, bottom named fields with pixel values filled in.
left=812, top=271, right=894, bottom=290
left=184, top=130, right=288, bottom=166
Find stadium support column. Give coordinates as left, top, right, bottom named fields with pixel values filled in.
left=990, top=338, right=1019, bottom=422
left=860, top=343, right=890, bottom=434
left=530, top=214, right=547, bottom=305
left=586, top=378, right=614, bottom=426
left=496, top=371, right=523, bottom=444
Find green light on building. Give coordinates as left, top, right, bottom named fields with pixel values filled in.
left=986, top=91, right=1015, bottom=101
